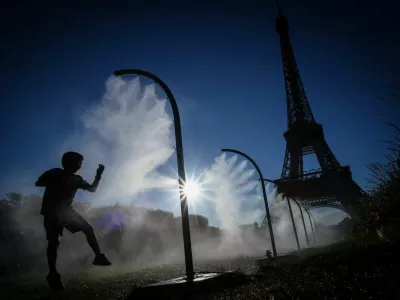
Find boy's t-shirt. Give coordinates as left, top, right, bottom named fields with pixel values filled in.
left=37, top=168, right=92, bottom=217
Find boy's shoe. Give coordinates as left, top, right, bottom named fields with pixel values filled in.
left=93, top=253, right=112, bottom=266
left=46, top=272, right=64, bottom=292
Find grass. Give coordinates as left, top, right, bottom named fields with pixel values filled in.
left=2, top=239, right=400, bottom=299
left=0, top=258, right=255, bottom=300
left=252, top=238, right=400, bottom=299
left=1, top=265, right=184, bottom=300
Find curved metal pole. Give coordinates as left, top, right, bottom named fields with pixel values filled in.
left=307, top=208, right=318, bottom=235
left=311, top=212, right=318, bottom=234
left=286, top=197, right=301, bottom=251
left=221, top=149, right=277, bottom=257
left=261, top=179, right=300, bottom=251
left=305, top=209, right=316, bottom=245
left=262, top=179, right=317, bottom=248
left=290, top=197, right=310, bottom=247
left=114, top=69, right=194, bottom=280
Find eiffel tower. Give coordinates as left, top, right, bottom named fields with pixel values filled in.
left=271, top=2, right=365, bottom=215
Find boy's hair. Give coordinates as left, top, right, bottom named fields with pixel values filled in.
left=62, top=151, right=84, bottom=169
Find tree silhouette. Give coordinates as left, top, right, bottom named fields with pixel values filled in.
left=2, top=192, right=24, bottom=207
left=355, top=83, right=400, bottom=239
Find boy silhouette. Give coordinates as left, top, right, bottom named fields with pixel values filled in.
left=35, top=151, right=112, bottom=291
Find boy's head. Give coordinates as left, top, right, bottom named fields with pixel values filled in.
left=62, top=151, right=84, bottom=173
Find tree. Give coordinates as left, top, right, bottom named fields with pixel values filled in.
left=189, top=214, right=209, bottom=230
left=2, top=192, right=24, bottom=208
left=355, top=83, right=400, bottom=239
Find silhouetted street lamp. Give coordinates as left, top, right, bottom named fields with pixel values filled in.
left=262, top=179, right=317, bottom=247
left=305, top=209, right=317, bottom=245
left=221, top=148, right=277, bottom=257
left=114, top=69, right=194, bottom=280
left=290, top=197, right=310, bottom=247
left=306, top=208, right=318, bottom=239
left=262, top=179, right=300, bottom=251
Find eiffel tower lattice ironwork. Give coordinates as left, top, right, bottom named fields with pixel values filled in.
left=271, top=2, right=365, bottom=215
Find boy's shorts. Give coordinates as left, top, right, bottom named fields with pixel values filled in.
left=43, top=208, right=92, bottom=240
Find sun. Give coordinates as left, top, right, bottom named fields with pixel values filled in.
left=183, top=180, right=200, bottom=200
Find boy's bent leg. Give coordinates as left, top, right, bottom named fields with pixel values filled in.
left=82, top=226, right=112, bottom=266
left=83, top=225, right=102, bottom=256
left=64, top=209, right=111, bottom=266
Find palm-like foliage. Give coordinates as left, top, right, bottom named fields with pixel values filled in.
left=359, top=83, right=400, bottom=239
left=367, top=83, right=400, bottom=192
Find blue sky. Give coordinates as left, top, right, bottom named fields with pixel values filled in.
left=1, top=0, right=399, bottom=225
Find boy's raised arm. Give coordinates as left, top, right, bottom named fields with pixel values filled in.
left=78, top=164, right=105, bottom=193
left=79, top=176, right=101, bottom=193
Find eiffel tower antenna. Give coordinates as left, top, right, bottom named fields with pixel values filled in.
left=276, top=0, right=283, bottom=16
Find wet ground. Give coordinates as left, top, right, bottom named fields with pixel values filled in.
left=2, top=240, right=400, bottom=300
left=0, top=257, right=257, bottom=300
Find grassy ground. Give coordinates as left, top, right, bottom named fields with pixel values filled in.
left=239, top=238, right=400, bottom=300
left=2, top=238, right=400, bottom=299
left=0, top=258, right=254, bottom=300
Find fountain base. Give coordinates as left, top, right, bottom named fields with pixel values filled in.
left=123, top=272, right=250, bottom=299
